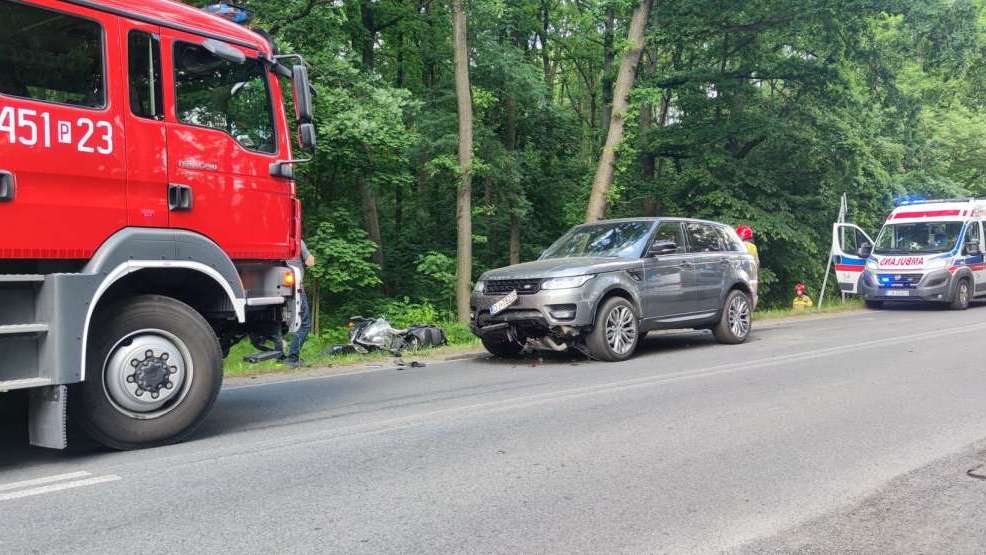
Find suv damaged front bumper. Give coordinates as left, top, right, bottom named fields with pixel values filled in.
left=470, top=287, right=597, bottom=338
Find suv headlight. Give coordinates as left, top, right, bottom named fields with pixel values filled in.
left=473, top=280, right=485, bottom=294
left=541, top=275, right=594, bottom=290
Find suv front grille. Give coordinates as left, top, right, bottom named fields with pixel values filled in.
left=876, top=273, right=923, bottom=289
left=484, top=279, right=542, bottom=296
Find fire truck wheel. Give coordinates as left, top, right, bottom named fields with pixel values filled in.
left=950, top=278, right=971, bottom=311
left=77, top=295, right=223, bottom=450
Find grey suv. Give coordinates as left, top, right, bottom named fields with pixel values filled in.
left=470, top=218, right=758, bottom=361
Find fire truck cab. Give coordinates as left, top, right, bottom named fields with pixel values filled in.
left=0, top=0, right=314, bottom=449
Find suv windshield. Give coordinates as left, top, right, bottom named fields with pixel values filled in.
left=541, top=221, right=654, bottom=260
left=874, top=221, right=964, bottom=255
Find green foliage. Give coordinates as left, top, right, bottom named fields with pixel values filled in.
left=186, top=0, right=986, bottom=319
left=307, top=214, right=382, bottom=294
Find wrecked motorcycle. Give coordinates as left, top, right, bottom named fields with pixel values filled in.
left=330, top=316, right=447, bottom=355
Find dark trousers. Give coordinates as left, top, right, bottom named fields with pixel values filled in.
left=287, top=290, right=311, bottom=359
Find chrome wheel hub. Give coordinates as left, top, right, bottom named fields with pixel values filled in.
left=605, top=306, right=637, bottom=355
left=728, top=295, right=751, bottom=338
left=103, top=330, right=193, bottom=419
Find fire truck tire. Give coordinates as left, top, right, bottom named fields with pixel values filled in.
left=77, top=295, right=223, bottom=450
left=950, top=278, right=971, bottom=311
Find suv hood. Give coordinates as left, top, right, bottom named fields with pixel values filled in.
left=480, top=257, right=640, bottom=280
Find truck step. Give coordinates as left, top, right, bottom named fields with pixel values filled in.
left=0, top=274, right=46, bottom=284
left=0, top=323, right=49, bottom=336
left=0, top=377, right=52, bottom=392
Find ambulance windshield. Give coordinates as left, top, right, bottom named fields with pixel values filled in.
left=874, top=222, right=963, bottom=255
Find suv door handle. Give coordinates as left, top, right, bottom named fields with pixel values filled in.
left=0, top=170, right=15, bottom=202
left=720, top=258, right=731, bottom=266
left=168, top=184, right=194, bottom=211
left=680, top=261, right=694, bottom=269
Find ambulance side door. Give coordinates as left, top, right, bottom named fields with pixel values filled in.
left=963, top=220, right=986, bottom=294
left=832, top=223, right=874, bottom=294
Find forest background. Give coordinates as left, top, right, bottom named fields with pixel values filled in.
left=187, top=0, right=986, bottom=347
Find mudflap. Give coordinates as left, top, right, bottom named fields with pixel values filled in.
left=29, top=385, right=67, bottom=449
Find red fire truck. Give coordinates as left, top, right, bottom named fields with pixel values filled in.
left=0, top=0, right=315, bottom=449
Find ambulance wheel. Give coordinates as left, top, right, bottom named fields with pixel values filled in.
left=864, top=300, right=884, bottom=309
left=76, top=295, right=223, bottom=450
left=950, top=278, right=971, bottom=311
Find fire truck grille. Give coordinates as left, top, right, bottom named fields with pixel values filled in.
left=877, top=273, right=923, bottom=289
left=484, top=279, right=542, bottom=296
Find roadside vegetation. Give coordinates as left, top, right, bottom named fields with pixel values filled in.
left=186, top=0, right=986, bottom=349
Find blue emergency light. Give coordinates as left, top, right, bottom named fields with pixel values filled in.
left=203, top=3, right=253, bottom=25
left=894, top=194, right=927, bottom=207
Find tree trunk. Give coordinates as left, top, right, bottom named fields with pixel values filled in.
left=509, top=213, right=521, bottom=265
left=585, top=0, right=654, bottom=223
left=600, top=6, right=616, bottom=134
left=451, top=0, right=474, bottom=324
left=359, top=177, right=385, bottom=268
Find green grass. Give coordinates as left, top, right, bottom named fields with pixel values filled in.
left=223, top=300, right=865, bottom=376
left=755, top=298, right=864, bottom=320
left=223, top=321, right=481, bottom=377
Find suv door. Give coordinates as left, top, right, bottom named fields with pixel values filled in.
left=685, top=222, right=728, bottom=312
left=0, top=0, right=126, bottom=258
left=641, top=221, right=693, bottom=320
left=161, top=29, right=295, bottom=259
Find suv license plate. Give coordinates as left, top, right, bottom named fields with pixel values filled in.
left=489, top=290, right=519, bottom=316
left=884, top=289, right=910, bottom=297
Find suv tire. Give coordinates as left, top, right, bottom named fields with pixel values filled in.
left=481, top=336, right=524, bottom=358
left=585, top=297, right=640, bottom=362
left=712, top=289, right=753, bottom=345
left=950, top=278, right=971, bottom=310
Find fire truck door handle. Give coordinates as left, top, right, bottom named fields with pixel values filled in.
left=168, top=184, right=193, bottom=211
left=0, top=170, right=15, bottom=202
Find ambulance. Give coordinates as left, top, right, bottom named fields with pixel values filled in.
left=832, top=199, right=986, bottom=310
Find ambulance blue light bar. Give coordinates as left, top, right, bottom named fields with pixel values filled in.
left=894, top=195, right=927, bottom=207
left=203, top=3, right=253, bottom=25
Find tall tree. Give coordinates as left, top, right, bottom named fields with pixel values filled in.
left=585, top=0, right=654, bottom=223
left=451, top=0, right=474, bottom=323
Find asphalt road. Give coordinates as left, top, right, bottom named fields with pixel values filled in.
left=5, top=305, right=986, bottom=553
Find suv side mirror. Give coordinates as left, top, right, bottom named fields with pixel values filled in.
left=857, top=242, right=873, bottom=258
left=966, top=241, right=982, bottom=256
left=647, top=240, right=678, bottom=257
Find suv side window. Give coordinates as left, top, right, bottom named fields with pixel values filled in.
left=651, top=221, right=686, bottom=254
left=0, top=0, right=105, bottom=108
left=685, top=222, right=724, bottom=252
left=128, top=31, right=163, bottom=120
left=173, top=41, right=277, bottom=154
left=720, top=226, right=746, bottom=252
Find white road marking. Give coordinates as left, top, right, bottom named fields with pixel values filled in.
left=0, top=474, right=121, bottom=502
left=0, top=471, right=93, bottom=493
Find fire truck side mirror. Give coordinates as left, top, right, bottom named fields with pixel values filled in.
left=292, top=65, right=314, bottom=124
left=299, top=123, right=317, bottom=152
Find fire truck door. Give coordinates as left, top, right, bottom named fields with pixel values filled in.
left=123, top=20, right=169, bottom=228
left=160, top=28, right=293, bottom=259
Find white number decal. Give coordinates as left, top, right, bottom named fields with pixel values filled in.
left=0, top=106, right=113, bottom=155
left=95, top=121, right=112, bottom=155
left=17, top=109, right=37, bottom=146
left=0, top=107, right=14, bottom=144
left=77, top=118, right=95, bottom=153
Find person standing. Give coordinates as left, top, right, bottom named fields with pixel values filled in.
left=285, top=240, right=315, bottom=367
left=736, top=224, right=759, bottom=267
